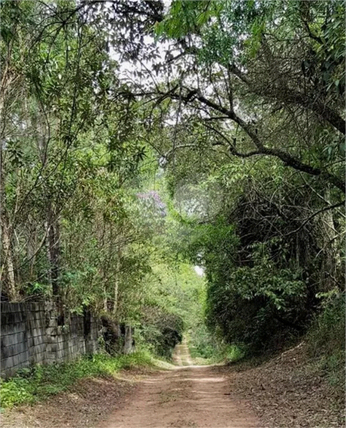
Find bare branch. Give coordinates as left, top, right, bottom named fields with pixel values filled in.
left=286, top=201, right=345, bottom=236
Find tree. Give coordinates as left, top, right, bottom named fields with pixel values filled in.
left=133, top=1, right=346, bottom=351
left=0, top=0, right=159, bottom=302
left=151, top=0, right=345, bottom=193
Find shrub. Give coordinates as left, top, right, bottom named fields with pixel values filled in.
left=206, top=253, right=307, bottom=354
left=139, top=308, right=184, bottom=358
left=307, top=292, right=345, bottom=392
left=0, top=351, right=154, bottom=409
left=188, top=323, right=217, bottom=359
left=307, top=291, right=345, bottom=357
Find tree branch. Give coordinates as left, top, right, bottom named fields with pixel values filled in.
left=209, top=60, right=345, bottom=135
left=164, top=144, right=200, bottom=159
left=286, top=200, right=345, bottom=236
left=179, top=90, right=345, bottom=193
left=202, top=123, right=262, bottom=158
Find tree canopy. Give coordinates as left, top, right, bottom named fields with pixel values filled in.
left=1, top=0, right=344, bottom=357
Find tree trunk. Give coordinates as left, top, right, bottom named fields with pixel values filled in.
left=316, top=190, right=342, bottom=291
left=113, top=246, right=121, bottom=315
left=1, top=215, right=18, bottom=300
left=0, top=142, right=18, bottom=301
left=123, top=325, right=134, bottom=354
left=47, top=202, right=61, bottom=308
left=27, top=218, right=38, bottom=280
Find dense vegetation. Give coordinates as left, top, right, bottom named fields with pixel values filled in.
left=1, top=0, right=344, bottom=384
left=0, top=351, right=155, bottom=408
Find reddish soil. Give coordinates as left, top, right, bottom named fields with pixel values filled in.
left=1, top=340, right=343, bottom=428
left=1, top=342, right=259, bottom=428
left=98, top=341, right=259, bottom=428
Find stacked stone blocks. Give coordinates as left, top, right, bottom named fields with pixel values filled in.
left=0, top=302, right=99, bottom=378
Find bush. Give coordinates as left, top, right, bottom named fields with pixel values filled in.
left=188, top=323, right=246, bottom=363
left=206, top=257, right=307, bottom=354
left=307, top=292, right=345, bottom=357
left=307, top=292, right=345, bottom=392
left=188, top=323, right=217, bottom=359
left=139, top=308, right=184, bottom=359
left=223, top=344, right=246, bottom=363
left=0, top=351, right=154, bottom=409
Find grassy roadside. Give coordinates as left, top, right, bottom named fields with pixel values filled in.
left=0, top=351, right=156, bottom=409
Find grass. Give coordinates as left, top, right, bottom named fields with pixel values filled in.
left=0, top=351, right=154, bottom=409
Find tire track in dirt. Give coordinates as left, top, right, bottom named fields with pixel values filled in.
left=174, top=339, right=193, bottom=366
left=99, top=341, right=259, bottom=428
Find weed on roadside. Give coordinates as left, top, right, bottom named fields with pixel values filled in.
left=0, top=351, right=154, bottom=409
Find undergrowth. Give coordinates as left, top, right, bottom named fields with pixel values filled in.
left=307, top=292, right=345, bottom=395
left=187, top=325, right=246, bottom=364
left=0, top=351, right=154, bottom=409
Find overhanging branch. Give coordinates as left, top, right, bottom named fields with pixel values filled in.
left=286, top=201, right=345, bottom=236
left=182, top=90, right=345, bottom=193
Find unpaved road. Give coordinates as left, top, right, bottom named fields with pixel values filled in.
left=99, top=340, right=259, bottom=428
left=3, top=341, right=342, bottom=428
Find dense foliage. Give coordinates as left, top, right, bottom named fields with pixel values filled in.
left=0, top=0, right=202, bottom=358
left=151, top=0, right=345, bottom=354
left=0, top=351, right=154, bottom=408
left=1, top=0, right=344, bottom=366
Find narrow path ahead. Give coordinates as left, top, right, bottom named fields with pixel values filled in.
left=99, top=341, right=259, bottom=428
left=173, top=338, right=193, bottom=366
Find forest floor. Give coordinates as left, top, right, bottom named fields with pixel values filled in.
left=1, top=340, right=344, bottom=428
left=227, top=341, right=344, bottom=428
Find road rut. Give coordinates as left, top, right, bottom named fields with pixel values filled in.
left=99, top=341, right=259, bottom=428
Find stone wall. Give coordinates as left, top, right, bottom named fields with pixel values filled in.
left=0, top=302, right=100, bottom=378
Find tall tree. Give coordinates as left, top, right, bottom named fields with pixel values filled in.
left=150, top=0, right=345, bottom=192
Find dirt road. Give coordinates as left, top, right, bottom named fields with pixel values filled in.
left=3, top=341, right=342, bottom=428
left=99, top=340, right=259, bottom=428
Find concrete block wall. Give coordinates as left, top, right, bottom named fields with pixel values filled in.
left=0, top=302, right=100, bottom=378
left=26, top=303, right=47, bottom=366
